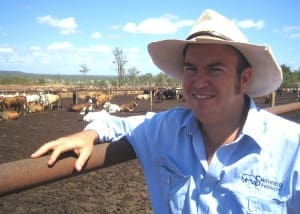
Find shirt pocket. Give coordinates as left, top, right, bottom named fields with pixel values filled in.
left=158, top=163, right=191, bottom=212
left=234, top=191, right=288, bottom=214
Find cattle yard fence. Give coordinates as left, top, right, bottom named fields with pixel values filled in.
left=1, top=101, right=300, bottom=197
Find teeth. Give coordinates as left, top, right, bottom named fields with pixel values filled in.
left=194, top=95, right=211, bottom=99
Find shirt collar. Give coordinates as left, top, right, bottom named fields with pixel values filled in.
left=241, top=98, right=267, bottom=148
left=180, top=98, right=267, bottom=148
left=179, top=109, right=199, bottom=136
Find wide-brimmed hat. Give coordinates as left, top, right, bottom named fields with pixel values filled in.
left=148, top=9, right=282, bottom=97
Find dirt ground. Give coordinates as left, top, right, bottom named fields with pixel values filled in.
left=0, top=93, right=299, bottom=213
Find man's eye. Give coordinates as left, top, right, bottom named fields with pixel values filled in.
left=184, top=66, right=196, bottom=74
left=209, top=67, right=223, bottom=74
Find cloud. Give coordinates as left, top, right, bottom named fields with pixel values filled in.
left=37, top=15, right=78, bottom=35
left=282, top=25, right=300, bottom=33
left=235, top=19, right=264, bottom=29
left=91, top=32, right=102, bottom=39
left=123, top=14, right=194, bottom=34
left=282, top=25, right=300, bottom=39
left=0, top=47, right=14, bottom=53
left=47, top=42, right=74, bottom=51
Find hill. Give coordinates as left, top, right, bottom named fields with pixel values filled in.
left=0, top=70, right=116, bottom=81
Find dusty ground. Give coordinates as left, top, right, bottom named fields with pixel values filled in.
left=0, top=93, right=299, bottom=213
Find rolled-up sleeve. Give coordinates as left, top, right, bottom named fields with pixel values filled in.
left=84, top=111, right=156, bottom=142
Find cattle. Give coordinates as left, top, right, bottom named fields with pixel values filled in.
left=41, top=94, right=60, bottom=110
left=162, top=89, right=177, bottom=100
left=68, top=102, right=91, bottom=112
left=0, top=96, right=4, bottom=109
left=79, top=105, right=95, bottom=116
left=95, top=94, right=111, bottom=109
left=83, top=110, right=109, bottom=123
left=0, top=110, right=20, bottom=121
left=2, top=95, right=27, bottom=114
left=120, top=101, right=138, bottom=112
left=27, top=102, right=44, bottom=113
left=135, top=94, right=151, bottom=100
left=68, top=99, right=95, bottom=116
left=26, top=94, right=42, bottom=104
left=155, top=90, right=165, bottom=103
left=103, top=102, right=120, bottom=113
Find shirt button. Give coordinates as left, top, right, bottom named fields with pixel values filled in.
left=204, top=187, right=210, bottom=192
left=166, top=178, right=171, bottom=184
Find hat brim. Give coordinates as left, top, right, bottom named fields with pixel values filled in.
left=148, top=38, right=282, bottom=97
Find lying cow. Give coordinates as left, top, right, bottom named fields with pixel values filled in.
left=103, top=102, right=120, bottom=113
left=68, top=102, right=91, bottom=112
left=135, top=94, right=150, bottom=100
left=120, top=101, right=138, bottom=112
left=27, top=102, right=44, bottom=113
left=0, top=110, right=20, bottom=121
left=80, top=105, right=95, bottom=116
left=68, top=99, right=94, bottom=115
left=83, top=110, right=109, bottom=123
left=95, top=94, right=111, bottom=109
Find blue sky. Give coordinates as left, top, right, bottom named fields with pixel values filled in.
left=0, top=0, right=299, bottom=76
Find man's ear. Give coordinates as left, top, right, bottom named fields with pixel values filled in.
left=241, top=67, right=252, bottom=92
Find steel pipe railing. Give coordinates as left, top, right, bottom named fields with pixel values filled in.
left=0, top=144, right=107, bottom=197
left=265, top=101, right=300, bottom=115
left=0, top=102, right=299, bottom=197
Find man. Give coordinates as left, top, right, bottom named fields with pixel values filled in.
left=32, top=9, right=300, bottom=213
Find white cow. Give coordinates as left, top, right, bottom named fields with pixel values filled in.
left=83, top=110, right=109, bottom=123
left=41, top=94, right=60, bottom=110
left=135, top=94, right=150, bottom=100
left=26, top=94, right=41, bottom=104
left=103, top=102, right=120, bottom=113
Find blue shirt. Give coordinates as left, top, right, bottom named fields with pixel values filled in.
left=85, top=99, right=300, bottom=213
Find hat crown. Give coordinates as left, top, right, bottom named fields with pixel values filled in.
left=189, top=9, right=248, bottom=43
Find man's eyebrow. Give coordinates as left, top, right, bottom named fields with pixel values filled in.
left=183, top=62, right=194, bottom=67
left=207, top=62, right=226, bottom=68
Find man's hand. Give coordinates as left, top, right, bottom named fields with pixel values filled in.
left=31, top=130, right=98, bottom=171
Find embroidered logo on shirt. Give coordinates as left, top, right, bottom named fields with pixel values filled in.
left=241, top=173, right=282, bottom=192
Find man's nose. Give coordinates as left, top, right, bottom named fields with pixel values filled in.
left=192, top=71, right=210, bottom=88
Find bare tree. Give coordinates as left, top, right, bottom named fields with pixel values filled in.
left=127, top=67, right=140, bottom=87
left=112, top=47, right=127, bottom=87
left=79, top=64, right=89, bottom=87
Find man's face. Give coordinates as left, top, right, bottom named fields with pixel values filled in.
left=182, top=44, right=251, bottom=124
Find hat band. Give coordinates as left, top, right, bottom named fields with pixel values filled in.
left=186, top=31, right=232, bottom=41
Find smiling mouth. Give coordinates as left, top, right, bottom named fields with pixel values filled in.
left=192, top=93, right=214, bottom=100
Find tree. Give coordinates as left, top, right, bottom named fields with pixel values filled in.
left=112, top=47, right=127, bottom=87
left=79, top=64, right=89, bottom=87
left=127, top=67, right=140, bottom=87
left=139, top=73, right=153, bottom=87
left=155, top=73, right=167, bottom=87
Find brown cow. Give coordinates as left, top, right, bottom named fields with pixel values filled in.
left=27, top=102, right=44, bottom=113
left=120, top=101, right=138, bottom=112
left=2, top=96, right=27, bottom=114
left=68, top=102, right=91, bottom=112
left=0, top=96, right=4, bottom=110
left=0, top=110, right=20, bottom=121
left=95, top=94, right=111, bottom=109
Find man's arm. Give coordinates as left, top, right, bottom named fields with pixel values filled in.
left=102, top=137, right=136, bottom=167
left=31, top=112, right=154, bottom=171
left=84, top=111, right=156, bottom=142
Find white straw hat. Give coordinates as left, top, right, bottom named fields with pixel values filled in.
left=148, top=9, right=282, bottom=97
